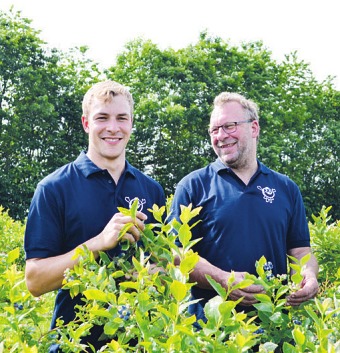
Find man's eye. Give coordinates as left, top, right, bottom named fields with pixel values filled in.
left=223, top=124, right=234, bottom=130
left=118, top=116, right=129, bottom=121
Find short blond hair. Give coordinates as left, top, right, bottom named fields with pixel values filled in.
left=211, top=92, right=259, bottom=121
left=82, top=80, right=134, bottom=117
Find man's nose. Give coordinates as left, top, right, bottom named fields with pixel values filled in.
left=106, top=118, right=119, bottom=132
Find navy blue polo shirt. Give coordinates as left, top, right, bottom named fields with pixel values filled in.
left=171, top=158, right=310, bottom=319
left=24, top=151, right=165, bottom=337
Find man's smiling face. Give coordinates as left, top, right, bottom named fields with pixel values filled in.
left=210, top=101, right=258, bottom=170
left=81, top=94, right=133, bottom=169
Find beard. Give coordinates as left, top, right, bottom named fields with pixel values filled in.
left=217, top=143, right=251, bottom=170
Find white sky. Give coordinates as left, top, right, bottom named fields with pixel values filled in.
left=1, top=0, right=339, bottom=89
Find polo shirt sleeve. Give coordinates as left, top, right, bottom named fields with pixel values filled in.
left=24, top=183, right=64, bottom=259
left=286, top=183, right=311, bottom=250
left=170, top=181, right=200, bottom=247
left=170, top=183, right=193, bottom=223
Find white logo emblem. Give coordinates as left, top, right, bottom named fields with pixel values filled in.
left=125, top=197, right=146, bottom=211
left=257, top=186, right=276, bottom=203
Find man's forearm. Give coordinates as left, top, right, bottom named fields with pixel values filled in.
left=188, top=256, right=229, bottom=289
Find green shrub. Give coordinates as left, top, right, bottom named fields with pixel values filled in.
left=0, top=248, right=55, bottom=352
left=0, top=205, right=26, bottom=269
left=52, top=202, right=340, bottom=352
left=0, top=203, right=339, bottom=352
left=309, top=206, right=340, bottom=283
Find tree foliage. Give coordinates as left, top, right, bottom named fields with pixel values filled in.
left=0, top=11, right=339, bottom=221
left=0, top=9, right=101, bottom=219
left=108, top=33, right=339, bottom=221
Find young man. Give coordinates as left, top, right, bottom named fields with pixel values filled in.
left=170, top=92, right=319, bottom=322
left=24, top=80, right=165, bottom=351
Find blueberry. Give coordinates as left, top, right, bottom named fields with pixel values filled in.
left=148, top=286, right=158, bottom=295
left=14, top=303, right=23, bottom=310
left=118, top=305, right=131, bottom=320
left=263, top=261, right=273, bottom=271
left=266, top=274, right=275, bottom=281
left=253, top=328, right=265, bottom=334
left=293, top=319, right=302, bottom=325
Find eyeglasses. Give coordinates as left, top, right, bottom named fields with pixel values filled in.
left=208, top=119, right=254, bottom=136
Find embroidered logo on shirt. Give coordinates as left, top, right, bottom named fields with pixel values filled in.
left=125, top=197, right=146, bottom=211
left=257, top=186, right=276, bottom=203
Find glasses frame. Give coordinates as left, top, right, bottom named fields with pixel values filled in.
left=208, top=119, right=254, bottom=136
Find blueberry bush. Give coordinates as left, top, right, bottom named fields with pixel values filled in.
left=0, top=203, right=339, bottom=352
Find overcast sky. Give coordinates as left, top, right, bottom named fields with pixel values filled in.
left=1, top=0, right=339, bottom=89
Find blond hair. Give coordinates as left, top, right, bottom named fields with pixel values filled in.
left=82, top=80, right=134, bottom=117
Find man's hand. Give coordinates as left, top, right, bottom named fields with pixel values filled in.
left=286, top=272, right=319, bottom=306
left=227, top=272, right=265, bottom=306
left=97, top=211, right=147, bottom=251
left=287, top=248, right=319, bottom=306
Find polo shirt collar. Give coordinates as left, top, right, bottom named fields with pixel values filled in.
left=211, top=158, right=271, bottom=176
left=75, top=151, right=136, bottom=178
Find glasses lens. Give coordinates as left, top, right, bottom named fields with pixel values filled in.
left=222, top=123, right=236, bottom=134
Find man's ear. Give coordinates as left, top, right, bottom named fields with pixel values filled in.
left=252, top=119, right=260, bottom=138
left=81, top=116, right=89, bottom=133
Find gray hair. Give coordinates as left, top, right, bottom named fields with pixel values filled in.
left=211, top=92, right=259, bottom=121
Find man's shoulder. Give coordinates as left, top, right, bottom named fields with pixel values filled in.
left=127, top=163, right=163, bottom=189
left=38, top=152, right=91, bottom=187
left=38, top=159, right=79, bottom=189
left=177, top=164, right=213, bottom=187
left=258, top=162, right=299, bottom=190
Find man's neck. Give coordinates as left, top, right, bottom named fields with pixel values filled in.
left=229, top=160, right=258, bottom=185
left=87, top=152, right=126, bottom=184
left=106, top=162, right=125, bottom=184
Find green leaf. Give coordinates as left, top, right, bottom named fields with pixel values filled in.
left=7, top=248, right=20, bottom=264
left=206, top=275, right=227, bottom=299
left=119, top=281, right=139, bottom=290
left=73, top=323, right=93, bottom=340
left=111, top=270, right=125, bottom=278
left=231, top=279, right=254, bottom=291
left=290, top=264, right=301, bottom=272
left=275, top=285, right=289, bottom=300
left=83, top=289, right=107, bottom=302
left=269, top=311, right=284, bottom=324
left=292, top=327, right=305, bottom=345
left=255, top=256, right=267, bottom=277
left=282, top=342, right=298, bottom=353
left=170, top=280, right=188, bottom=302
left=300, top=253, right=311, bottom=266
left=178, top=223, right=192, bottom=247
left=129, top=198, right=139, bottom=219
left=149, top=204, right=165, bottom=223
left=157, top=306, right=176, bottom=321
left=179, top=204, right=193, bottom=224
left=179, top=252, right=199, bottom=274
left=291, top=272, right=303, bottom=285
left=305, top=305, right=322, bottom=326
left=104, top=321, right=120, bottom=336
left=219, top=301, right=236, bottom=320
left=253, top=302, right=273, bottom=313
left=254, top=293, right=271, bottom=303
left=204, top=296, right=223, bottom=323
left=262, top=342, right=279, bottom=351
left=117, top=222, right=134, bottom=241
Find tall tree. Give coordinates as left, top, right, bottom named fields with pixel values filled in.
left=1, top=12, right=338, bottom=222
left=0, top=9, right=100, bottom=220
left=108, top=33, right=339, bottom=220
